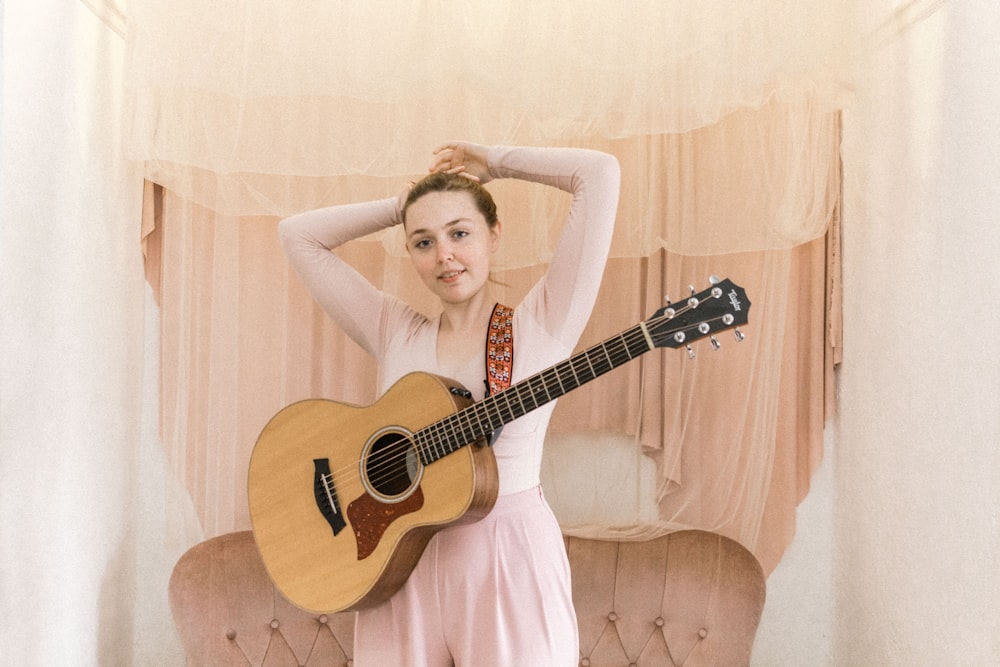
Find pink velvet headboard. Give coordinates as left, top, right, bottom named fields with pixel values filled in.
left=169, top=530, right=765, bottom=666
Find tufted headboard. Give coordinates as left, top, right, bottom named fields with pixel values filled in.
left=169, top=529, right=764, bottom=666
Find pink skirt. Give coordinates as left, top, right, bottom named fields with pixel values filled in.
left=353, top=486, right=578, bottom=667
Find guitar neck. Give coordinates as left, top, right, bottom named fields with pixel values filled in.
left=416, top=322, right=653, bottom=465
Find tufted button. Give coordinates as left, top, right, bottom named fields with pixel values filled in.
left=607, top=611, right=618, bottom=622
left=225, top=629, right=236, bottom=640
left=698, top=627, right=708, bottom=638
left=318, top=614, right=328, bottom=624
left=655, top=616, right=665, bottom=627
left=581, top=659, right=591, bottom=667
left=270, top=618, right=280, bottom=629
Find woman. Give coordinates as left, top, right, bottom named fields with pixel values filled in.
left=279, top=141, right=620, bottom=666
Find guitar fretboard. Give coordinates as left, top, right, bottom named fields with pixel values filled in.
left=414, top=322, right=653, bottom=465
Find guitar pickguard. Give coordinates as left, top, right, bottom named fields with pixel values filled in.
left=347, top=488, right=424, bottom=560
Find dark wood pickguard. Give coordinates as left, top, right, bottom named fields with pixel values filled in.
left=347, top=488, right=425, bottom=560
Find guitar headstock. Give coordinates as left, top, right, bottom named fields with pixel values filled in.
left=646, top=277, right=750, bottom=352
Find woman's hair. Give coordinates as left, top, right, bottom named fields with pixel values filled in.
left=402, top=172, right=498, bottom=228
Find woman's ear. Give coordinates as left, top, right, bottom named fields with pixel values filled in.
left=489, top=219, right=503, bottom=252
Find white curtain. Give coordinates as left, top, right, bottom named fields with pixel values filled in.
left=0, top=1, right=197, bottom=664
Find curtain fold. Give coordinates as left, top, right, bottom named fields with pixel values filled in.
left=125, top=1, right=857, bottom=177
left=128, top=0, right=851, bottom=574
left=143, top=141, right=839, bottom=574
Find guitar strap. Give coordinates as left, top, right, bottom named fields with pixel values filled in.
left=485, top=302, right=514, bottom=397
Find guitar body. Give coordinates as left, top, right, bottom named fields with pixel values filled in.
left=248, top=372, right=499, bottom=613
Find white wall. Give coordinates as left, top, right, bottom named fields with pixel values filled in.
left=0, top=1, right=186, bottom=664
left=753, top=429, right=835, bottom=665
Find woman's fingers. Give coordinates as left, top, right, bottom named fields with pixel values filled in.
left=427, top=141, right=488, bottom=182
left=429, top=144, right=463, bottom=172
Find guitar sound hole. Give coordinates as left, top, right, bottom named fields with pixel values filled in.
left=365, top=431, right=420, bottom=500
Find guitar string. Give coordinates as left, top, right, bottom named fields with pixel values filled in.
left=320, top=322, right=656, bottom=498
left=325, top=307, right=726, bottom=495
left=353, top=324, right=654, bottom=492
left=337, top=307, right=735, bottom=494
left=320, top=303, right=731, bottom=494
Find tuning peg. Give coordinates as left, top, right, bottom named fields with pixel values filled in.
left=662, top=295, right=676, bottom=319
left=688, top=284, right=696, bottom=296
left=686, top=345, right=696, bottom=360
left=709, top=275, right=721, bottom=285
left=710, top=336, right=721, bottom=351
left=734, top=328, right=745, bottom=342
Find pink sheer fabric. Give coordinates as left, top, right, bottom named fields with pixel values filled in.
left=142, top=131, right=839, bottom=574
left=131, top=2, right=848, bottom=573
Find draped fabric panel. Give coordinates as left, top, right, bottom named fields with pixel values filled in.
left=128, top=0, right=852, bottom=575
left=125, top=1, right=857, bottom=178
left=1, top=2, right=195, bottom=663
left=143, top=137, right=839, bottom=574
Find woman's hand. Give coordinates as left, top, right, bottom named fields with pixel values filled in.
left=428, top=142, right=492, bottom=183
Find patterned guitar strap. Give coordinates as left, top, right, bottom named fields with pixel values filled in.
left=485, top=302, right=514, bottom=397
left=484, top=302, right=514, bottom=446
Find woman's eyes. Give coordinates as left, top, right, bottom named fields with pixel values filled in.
left=415, top=230, right=468, bottom=248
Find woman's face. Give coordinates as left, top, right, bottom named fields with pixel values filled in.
left=404, top=190, right=500, bottom=305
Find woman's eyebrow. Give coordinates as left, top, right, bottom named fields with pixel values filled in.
left=406, top=218, right=466, bottom=239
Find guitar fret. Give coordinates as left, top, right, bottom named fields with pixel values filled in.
left=431, top=422, right=447, bottom=460
left=626, top=326, right=650, bottom=359
left=600, top=341, right=615, bottom=369
left=565, top=359, right=581, bottom=388
left=518, top=377, right=536, bottom=409
left=492, top=396, right=508, bottom=429
left=502, top=386, right=530, bottom=419
left=440, top=420, right=453, bottom=457
left=472, top=404, right=489, bottom=439
left=418, top=425, right=433, bottom=463
left=572, top=353, right=595, bottom=385
left=542, top=367, right=562, bottom=398
left=480, top=399, right=501, bottom=434
left=618, top=332, right=634, bottom=360
left=537, top=372, right=554, bottom=403
left=456, top=414, right=472, bottom=451
left=456, top=408, right=476, bottom=450
left=494, top=391, right=518, bottom=423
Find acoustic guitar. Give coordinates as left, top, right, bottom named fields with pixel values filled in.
left=248, top=277, right=750, bottom=613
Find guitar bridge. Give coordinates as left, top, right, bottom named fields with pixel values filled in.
left=313, top=459, right=346, bottom=536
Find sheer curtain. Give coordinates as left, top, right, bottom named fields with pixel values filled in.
left=129, top=1, right=847, bottom=576
left=1, top=1, right=194, bottom=664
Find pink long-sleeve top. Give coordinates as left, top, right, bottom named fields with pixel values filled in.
left=279, top=146, right=620, bottom=496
